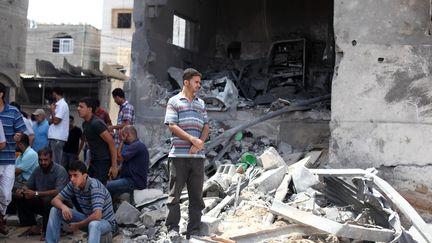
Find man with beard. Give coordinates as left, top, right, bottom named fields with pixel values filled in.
left=14, top=147, right=69, bottom=239
left=77, top=97, right=117, bottom=184
left=164, top=68, right=209, bottom=241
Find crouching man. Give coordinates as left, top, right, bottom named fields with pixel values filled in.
left=46, top=161, right=117, bottom=243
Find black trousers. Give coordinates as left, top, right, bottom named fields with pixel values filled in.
left=165, top=158, right=205, bottom=234
left=88, top=159, right=111, bottom=185
left=16, top=196, right=53, bottom=233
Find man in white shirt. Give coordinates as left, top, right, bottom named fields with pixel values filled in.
left=48, top=87, right=69, bottom=165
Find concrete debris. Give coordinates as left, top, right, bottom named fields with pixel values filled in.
left=259, top=146, right=286, bottom=170
left=199, top=77, right=239, bottom=111
left=134, top=188, right=166, bottom=207
left=115, top=201, right=141, bottom=225
left=140, top=208, right=166, bottom=227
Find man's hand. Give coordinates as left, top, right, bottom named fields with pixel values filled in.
left=68, top=223, right=80, bottom=232
left=108, top=166, right=118, bottom=179
left=61, top=205, right=73, bottom=221
left=190, top=137, right=204, bottom=150
left=189, top=145, right=201, bottom=154
left=23, top=189, right=36, bottom=199
left=107, top=126, right=115, bottom=133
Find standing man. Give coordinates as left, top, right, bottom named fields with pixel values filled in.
left=78, top=97, right=118, bottom=184
left=106, top=125, right=149, bottom=198
left=95, top=99, right=112, bottom=126
left=61, top=116, right=84, bottom=170
left=0, top=83, right=26, bottom=234
left=48, top=87, right=70, bottom=164
left=32, top=108, right=49, bottom=153
left=46, top=161, right=117, bottom=243
left=15, top=147, right=68, bottom=239
left=164, top=68, right=209, bottom=240
left=108, top=88, right=135, bottom=147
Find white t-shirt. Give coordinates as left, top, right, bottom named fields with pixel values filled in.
left=23, top=117, right=34, bottom=136
left=48, top=98, right=69, bottom=141
left=0, top=120, right=5, bottom=143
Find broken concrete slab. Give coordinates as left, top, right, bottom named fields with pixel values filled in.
left=200, top=216, right=221, bottom=235
left=251, top=166, right=287, bottom=192
left=270, top=200, right=395, bottom=242
left=282, top=152, right=303, bottom=166
left=140, top=208, right=166, bottom=227
left=205, top=195, right=235, bottom=218
left=134, top=188, right=166, bottom=207
left=115, top=201, right=140, bottom=225
left=259, top=146, right=286, bottom=170
left=291, top=165, right=319, bottom=193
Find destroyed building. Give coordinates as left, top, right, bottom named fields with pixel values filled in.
left=0, top=0, right=28, bottom=101
left=123, top=0, right=432, bottom=222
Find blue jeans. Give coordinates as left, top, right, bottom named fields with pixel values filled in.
left=106, top=178, right=134, bottom=196
left=45, top=207, right=112, bottom=243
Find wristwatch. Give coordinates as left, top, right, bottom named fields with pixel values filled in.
left=35, top=191, right=39, bottom=197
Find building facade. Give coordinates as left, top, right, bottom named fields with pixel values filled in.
left=25, top=24, right=101, bottom=75
left=0, top=0, right=29, bottom=101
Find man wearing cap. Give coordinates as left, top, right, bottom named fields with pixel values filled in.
left=32, top=109, right=49, bottom=153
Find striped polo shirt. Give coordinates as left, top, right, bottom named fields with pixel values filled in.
left=0, top=104, right=26, bottom=165
left=59, top=177, right=117, bottom=232
left=164, top=93, right=208, bottom=158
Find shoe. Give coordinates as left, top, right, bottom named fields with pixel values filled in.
left=167, top=230, right=182, bottom=242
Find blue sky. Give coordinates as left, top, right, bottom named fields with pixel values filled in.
left=27, top=0, right=103, bottom=29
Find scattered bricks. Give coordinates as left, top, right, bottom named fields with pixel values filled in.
left=115, top=201, right=140, bottom=225
left=200, top=216, right=221, bottom=235
left=251, top=166, right=287, bottom=192
left=140, top=209, right=166, bottom=227
left=259, top=147, right=286, bottom=170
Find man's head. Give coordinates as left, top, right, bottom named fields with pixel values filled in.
left=16, top=134, right=30, bottom=153
left=69, top=115, right=75, bottom=128
left=0, top=83, right=6, bottom=102
left=122, top=125, right=137, bottom=144
left=33, top=109, right=46, bottom=123
left=52, top=87, right=64, bottom=101
left=182, top=68, right=202, bottom=95
left=112, top=88, right=125, bottom=105
left=77, top=97, right=96, bottom=119
left=38, top=147, right=53, bottom=172
left=68, top=160, right=88, bottom=189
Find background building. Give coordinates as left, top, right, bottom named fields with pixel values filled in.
left=25, top=24, right=101, bottom=74
left=0, top=0, right=29, bottom=102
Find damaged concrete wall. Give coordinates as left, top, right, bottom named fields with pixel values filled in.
left=0, top=0, right=28, bottom=101
left=330, top=0, right=432, bottom=200
left=215, top=0, right=333, bottom=60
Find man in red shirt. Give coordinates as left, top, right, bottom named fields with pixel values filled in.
left=94, top=99, right=112, bottom=126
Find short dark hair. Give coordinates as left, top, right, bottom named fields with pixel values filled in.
left=79, top=97, right=96, bottom=113
left=0, top=83, right=6, bottom=100
left=52, top=87, right=64, bottom=96
left=112, top=88, right=125, bottom=98
left=18, top=134, right=30, bottom=147
left=68, top=160, right=88, bottom=174
left=38, top=147, right=52, bottom=157
left=9, top=102, right=21, bottom=111
left=183, top=68, right=202, bottom=82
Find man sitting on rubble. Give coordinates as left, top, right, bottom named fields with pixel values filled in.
left=106, top=125, right=149, bottom=200
left=46, top=160, right=117, bottom=243
left=15, top=147, right=69, bottom=240
left=14, top=134, right=38, bottom=187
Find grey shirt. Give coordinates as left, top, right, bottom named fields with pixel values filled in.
left=27, top=162, right=69, bottom=191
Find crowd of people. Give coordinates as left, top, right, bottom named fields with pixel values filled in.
left=0, top=67, right=207, bottom=243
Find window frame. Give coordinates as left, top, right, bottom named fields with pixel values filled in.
left=52, top=38, right=74, bottom=54
left=112, top=8, right=133, bottom=29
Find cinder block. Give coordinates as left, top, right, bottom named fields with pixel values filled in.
left=259, top=147, right=286, bottom=170
left=200, top=216, right=221, bottom=235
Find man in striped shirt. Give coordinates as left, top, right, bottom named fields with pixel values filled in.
left=0, top=83, right=26, bottom=234
left=164, top=68, right=209, bottom=240
left=46, top=161, right=116, bottom=243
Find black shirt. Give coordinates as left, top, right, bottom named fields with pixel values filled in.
left=63, top=126, right=82, bottom=154
left=82, top=115, right=110, bottom=161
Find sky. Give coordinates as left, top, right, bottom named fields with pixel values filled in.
left=27, top=0, right=103, bottom=29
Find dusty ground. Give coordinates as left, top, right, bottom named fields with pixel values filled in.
left=0, top=226, right=128, bottom=243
